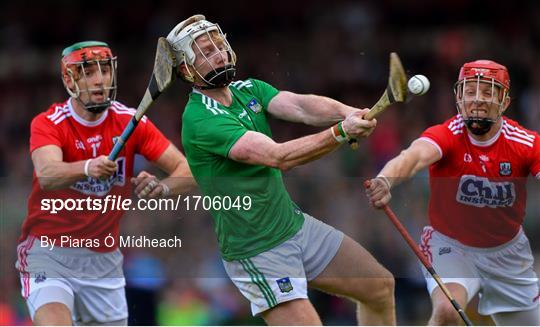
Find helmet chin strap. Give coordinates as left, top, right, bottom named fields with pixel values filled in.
left=464, top=117, right=495, bottom=135
left=194, top=64, right=236, bottom=90
left=74, top=96, right=111, bottom=114
left=84, top=101, right=111, bottom=114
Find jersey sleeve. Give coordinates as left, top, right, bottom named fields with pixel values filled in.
left=531, top=135, right=540, bottom=179
left=419, top=124, right=453, bottom=158
left=249, top=79, right=280, bottom=109
left=192, top=114, right=248, bottom=158
left=135, top=118, right=171, bottom=162
left=29, top=114, right=63, bottom=153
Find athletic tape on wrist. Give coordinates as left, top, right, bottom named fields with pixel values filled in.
left=84, top=159, right=92, bottom=177
left=376, top=174, right=392, bottom=189
left=337, top=121, right=348, bottom=138
left=331, top=122, right=347, bottom=143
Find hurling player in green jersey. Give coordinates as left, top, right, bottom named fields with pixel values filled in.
left=166, top=15, right=395, bottom=325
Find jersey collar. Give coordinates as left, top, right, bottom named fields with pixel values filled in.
left=68, top=98, right=108, bottom=127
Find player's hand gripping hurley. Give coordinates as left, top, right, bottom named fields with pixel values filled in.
left=364, top=181, right=474, bottom=326
left=109, top=37, right=178, bottom=160
left=349, top=52, right=408, bottom=149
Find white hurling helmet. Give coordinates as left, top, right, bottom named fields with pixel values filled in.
left=166, top=15, right=236, bottom=89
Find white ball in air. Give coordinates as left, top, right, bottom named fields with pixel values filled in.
left=408, top=74, right=430, bottom=96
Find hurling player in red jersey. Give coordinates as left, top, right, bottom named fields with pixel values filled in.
left=366, top=60, right=539, bottom=325
left=16, top=41, right=195, bottom=325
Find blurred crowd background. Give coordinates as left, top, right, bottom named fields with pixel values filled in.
left=1, top=0, right=540, bottom=325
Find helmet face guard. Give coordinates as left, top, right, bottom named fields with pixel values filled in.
left=61, top=41, right=118, bottom=113
left=453, top=60, right=510, bottom=135
left=167, top=15, right=236, bottom=89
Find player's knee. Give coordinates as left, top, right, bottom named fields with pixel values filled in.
left=430, top=302, right=461, bottom=326
left=366, top=277, right=395, bottom=308
left=34, top=302, right=72, bottom=325
left=350, top=275, right=395, bottom=311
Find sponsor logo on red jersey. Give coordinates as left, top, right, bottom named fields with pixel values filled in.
left=456, top=175, right=515, bottom=208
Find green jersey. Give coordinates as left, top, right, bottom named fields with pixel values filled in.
left=182, top=78, right=304, bottom=261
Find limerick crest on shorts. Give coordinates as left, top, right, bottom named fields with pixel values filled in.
left=276, top=277, right=293, bottom=293
left=247, top=98, right=262, bottom=113
left=499, top=162, right=511, bottom=176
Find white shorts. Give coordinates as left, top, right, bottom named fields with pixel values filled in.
left=222, top=213, right=344, bottom=316
left=420, top=226, right=539, bottom=315
left=15, top=236, right=128, bottom=324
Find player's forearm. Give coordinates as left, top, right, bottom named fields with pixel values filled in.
left=230, top=129, right=347, bottom=171
left=298, top=95, right=356, bottom=126
left=160, top=165, right=197, bottom=196
left=37, top=160, right=87, bottom=190
left=271, top=130, right=342, bottom=171
left=378, top=151, right=424, bottom=189
left=152, top=145, right=197, bottom=196
left=379, top=140, right=441, bottom=189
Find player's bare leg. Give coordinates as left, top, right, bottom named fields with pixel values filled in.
left=34, top=302, right=72, bottom=326
left=428, top=283, right=468, bottom=326
left=260, top=298, right=322, bottom=325
left=309, top=235, right=396, bottom=325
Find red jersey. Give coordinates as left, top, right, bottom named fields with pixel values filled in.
left=22, top=99, right=170, bottom=252
left=419, top=114, right=540, bottom=247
